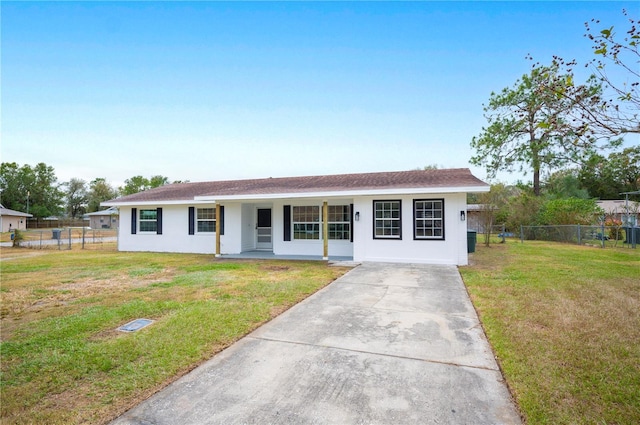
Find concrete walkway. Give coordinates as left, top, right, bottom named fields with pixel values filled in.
left=111, top=263, right=521, bottom=425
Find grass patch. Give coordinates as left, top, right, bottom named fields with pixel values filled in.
left=460, top=241, right=640, bottom=424
left=0, top=248, right=350, bottom=424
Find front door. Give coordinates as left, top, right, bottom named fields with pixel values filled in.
left=256, top=208, right=272, bottom=250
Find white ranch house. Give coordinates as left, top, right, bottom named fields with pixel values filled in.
left=103, top=169, right=489, bottom=265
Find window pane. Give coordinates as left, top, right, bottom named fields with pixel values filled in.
left=197, top=208, right=215, bottom=220
left=327, top=205, right=350, bottom=240
left=140, top=221, right=157, bottom=232
left=373, top=200, right=401, bottom=239
left=139, top=209, right=157, bottom=232
left=293, top=223, right=319, bottom=240
left=197, top=221, right=216, bottom=232
left=292, top=206, right=321, bottom=239
left=414, top=199, right=444, bottom=240
left=328, top=205, right=349, bottom=222
left=196, top=208, right=216, bottom=232
left=140, top=210, right=157, bottom=220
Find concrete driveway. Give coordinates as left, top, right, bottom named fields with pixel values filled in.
left=111, top=262, right=521, bottom=425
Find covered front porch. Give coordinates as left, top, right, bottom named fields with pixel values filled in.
left=216, top=200, right=355, bottom=260
left=220, top=250, right=356, bottom=265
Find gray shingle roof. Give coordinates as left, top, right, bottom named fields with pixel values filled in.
left=106, top=168, right=487, bottom=204
left=0, top=206, right=33, bottom=218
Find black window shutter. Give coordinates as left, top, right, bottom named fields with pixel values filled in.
left=188, top=207, right=195, bottom=235
left=220, top=206, right=225, bottom=235
left=283, top=205, right=291, bottom=241
left=131, top=208, right=137, bottom=234
left=350, top=203, right=354, bottom=243
left=156, top=208, right=163, bottom=235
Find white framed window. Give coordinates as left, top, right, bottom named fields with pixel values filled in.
left=374, top=200, right=401, bottom=239
left=293, top=206, right=320, bottom=240
left=197, top=208, right=216, bottom=233
left=328, top=205, right=351, bottom=240
left=414, top=199, right=444, bottom=240
left=139, top=209, right=158, bottom=232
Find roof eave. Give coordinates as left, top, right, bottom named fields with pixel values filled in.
left=101, top=199, right=212, bottom=207
left=103, top=185, right=490, bottom=206
left=196, top=185, right=490, bottom=201
left=0, top=209, right=33, bottom=218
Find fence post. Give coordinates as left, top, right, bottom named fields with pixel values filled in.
left=577, top=224, right=581, bottom=245
left=82, top=227, right=86, bottom=249
left=68, top=228, right=72, bottom=250
left=520, top=225, right=524, bottom=243
left=601, top=223, right=605, bottom=249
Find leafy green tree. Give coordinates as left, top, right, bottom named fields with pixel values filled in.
left=120, top=175, right=170, bottom=196
left=0, top=162, right=63, bottom=217
left=578, top=153, right=617, bottom=199
left=505, top=190, right=544, bottom=230
left=65, top=178, right=88, bottom=218
left=26, top=163, right=65, bottom=218
left=416, top=164, right=439, bottom=170
left=149, top=175, right=170, bottom=188
left=120, top=176, right=148, bottom=196
left=543, top=169, right=590, bottom=200
left=579, top=146, right=640, bottom=199
left=538, top=198, right=603, bottom=225
left=87, top=178, right=119, bottom=212
left=0, top=162, right=24, bottom=211
left=471, top=63, right=616, bottom=196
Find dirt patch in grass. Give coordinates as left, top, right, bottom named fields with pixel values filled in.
left=0, top=249, right=48, bottom=261
left=261, top=264, right=291, bottom=271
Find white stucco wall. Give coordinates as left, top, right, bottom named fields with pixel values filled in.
left=115, top=192, right=469, bottom=265
left=118, top=204, right=242, bottom=255
left=352, top=193, right=468, bottom=265
left=1, top=215, right=29, bottom=232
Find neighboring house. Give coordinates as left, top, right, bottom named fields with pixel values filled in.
left=0, top=204, right=33, bottom=232
left=103, top=169, right=489, bottom=265
left=597, top=199, right=640, bottom=226
left=84, top=206, right=120, bottom=229
left=465, top=204, right=498, bottom=233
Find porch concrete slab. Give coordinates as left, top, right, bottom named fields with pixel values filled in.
left=111, top=262, right=521, bottom=425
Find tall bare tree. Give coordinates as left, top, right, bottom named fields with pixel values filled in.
left=541, top=10, right=639, bottom=136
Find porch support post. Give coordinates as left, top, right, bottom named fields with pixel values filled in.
left=322, top=201, right=329, bottom=260
left=215, top=203, right=221, bottom=258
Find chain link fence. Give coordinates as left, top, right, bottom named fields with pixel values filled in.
left=519, top=225, right=638, bottom=248
left=9, top=228, right=118, bottom=250
left=468, top=224, right=515, bottom=246
left=468, top=224, right=638, bottom=248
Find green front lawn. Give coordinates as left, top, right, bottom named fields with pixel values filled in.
left=460, top=241, right=640, bottom=424
left=0, top=248, right=350, bottom=424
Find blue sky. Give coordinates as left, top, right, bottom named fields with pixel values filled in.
left=2, top=1, right=638, bottom=188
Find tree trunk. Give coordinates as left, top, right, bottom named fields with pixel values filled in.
left=533, top=167, right=540, bottom=196
left=531, top=140, right=541, bottom=196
